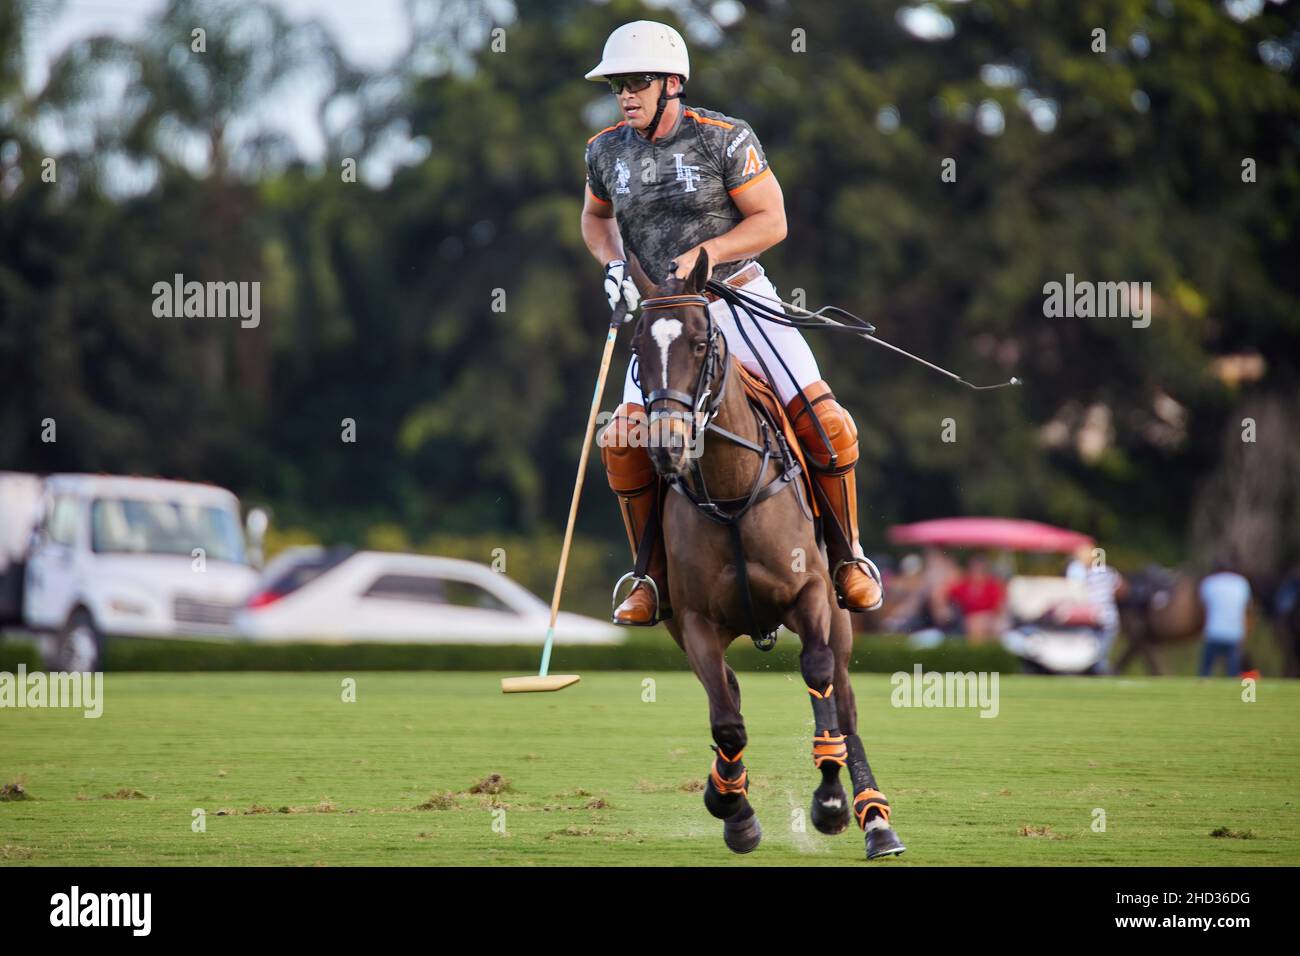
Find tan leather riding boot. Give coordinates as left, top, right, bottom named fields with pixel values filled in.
left=601, top=403, right=669, bottom=625
left=785, top=382, right=883, bottom=612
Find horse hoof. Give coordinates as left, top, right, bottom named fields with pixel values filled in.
left=810, top=794, right=851, bottom=835
left=865, top=825, right=906, bottom=860
left=723, top=808, right=762, bottom=854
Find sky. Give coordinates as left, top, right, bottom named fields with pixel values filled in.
left=25, top=0, right=411, bottom=82
left=23, top=0, right=412, bottom=164
left=19, top=0, right=1289, bottom=175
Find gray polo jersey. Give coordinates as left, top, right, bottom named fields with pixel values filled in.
left=585, top=104, right=773, bottom=285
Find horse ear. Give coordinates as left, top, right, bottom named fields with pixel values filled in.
left=626, top=253, right=656, bottom=298
left=687, top=246, right=710, bottom=294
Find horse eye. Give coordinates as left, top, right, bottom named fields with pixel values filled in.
left=693, top=341, right=707, bottom=356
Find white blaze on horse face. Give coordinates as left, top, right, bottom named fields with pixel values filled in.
left=650, top=317, right=684, bottom=394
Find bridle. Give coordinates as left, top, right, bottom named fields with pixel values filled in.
left=633, top=290, right=807, bottom=522
left=637, top=293, right=728, bottom=448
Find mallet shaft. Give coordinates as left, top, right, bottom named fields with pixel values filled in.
left=540, top=310, right=624, bottom=676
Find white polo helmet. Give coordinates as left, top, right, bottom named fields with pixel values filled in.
left=585, top=20, right=690, bottom=82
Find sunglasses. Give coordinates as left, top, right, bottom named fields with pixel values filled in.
left=607, top=73, right=661, bottom=95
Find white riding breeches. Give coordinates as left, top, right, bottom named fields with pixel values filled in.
left=620, top=265, right=822, bottom=408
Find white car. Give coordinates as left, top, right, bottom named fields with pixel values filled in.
left=20, top=474, right=261, bottom=670
left=234, top=549, right=624, bottom=645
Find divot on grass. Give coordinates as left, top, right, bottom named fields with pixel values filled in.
left=277, top=801, right=338, bottom=814
left=415, top=792, right=458, bottom=811
left=1210, top=827, right=1256, bottom=840
left=469, top=773, right=509, bottom=795
left=549, top=826, right=595, bottom=838
left=1018, top=824, right=1062, bottom=839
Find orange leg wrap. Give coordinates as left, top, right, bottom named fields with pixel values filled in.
left=854, top=788, right=891, bottom=827
left=709, top=747, right=749, bottom=797
left=808, top=683, right=848, bottom=769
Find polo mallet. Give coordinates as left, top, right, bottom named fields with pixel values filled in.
left=501, top=301, right=629, bottom=693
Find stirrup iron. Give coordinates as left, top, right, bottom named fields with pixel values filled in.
left=611, top=570, right=664, bottom=625
left=832, top=556, right=884, bottom=612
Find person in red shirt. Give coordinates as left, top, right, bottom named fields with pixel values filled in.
left=945, top=555, right=1006, bottom=644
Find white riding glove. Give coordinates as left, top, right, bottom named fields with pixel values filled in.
left=604, top=259, right=640, bottom=316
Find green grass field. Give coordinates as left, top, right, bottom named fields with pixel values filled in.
left=2, top=672, right=1296, bottom=866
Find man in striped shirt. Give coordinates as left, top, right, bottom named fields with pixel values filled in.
left=1066, top=546, right=1123, bottom=673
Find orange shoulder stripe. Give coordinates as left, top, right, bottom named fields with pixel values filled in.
left=587, top=121, right=626, bottom=145
left=728, top=165, right=773, bottom=197
left=685, top=109, right=735, bottom=130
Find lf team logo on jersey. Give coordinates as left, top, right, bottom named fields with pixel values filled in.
left=615, top=157, right=632, bottom=194
left=742, top=144, right=763, bottom=178
left=673, top=153, right=700, bottom=193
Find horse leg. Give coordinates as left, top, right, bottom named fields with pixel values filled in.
left=1140, top=636, right=1164, bottom=675
left=724, top=662, right=741, bottom=709
left=785, top=583, right=851, bottom=835
left=664, top=616, right=685, bottom=652
left=682, top=610, right=761, bottom=853
left=828, top=606, right=906, bottom=860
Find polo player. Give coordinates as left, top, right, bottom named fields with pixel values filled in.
left=580, top=20, right=883, bottom=624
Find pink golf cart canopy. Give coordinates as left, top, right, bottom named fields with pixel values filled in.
left=887, top=517, right=1093, bottom=553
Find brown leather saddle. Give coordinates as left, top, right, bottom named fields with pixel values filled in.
left=732, top=359, right=819, bottom=521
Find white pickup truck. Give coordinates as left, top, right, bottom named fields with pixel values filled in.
left=0, top=472, right=264, bottom=671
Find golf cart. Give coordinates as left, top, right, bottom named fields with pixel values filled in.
left=886, top=517, right=1110, bottom=675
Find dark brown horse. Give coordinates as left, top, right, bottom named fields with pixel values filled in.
left=620, top=250, right=904, bottom=859
left=1115, top=566, right=1205, bottom=674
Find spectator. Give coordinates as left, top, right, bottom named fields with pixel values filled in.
left=882, top=553, right=927, bottom=632
left=1065, top=544, right=1123, bottom=674
left=924, top=546, right=961, bottom=632
left=1198, top=556, right=1252, bottom=677
left=946, top=554, right=1006, bottom=644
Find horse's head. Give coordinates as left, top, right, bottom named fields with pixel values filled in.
left=627, top=250, right=727, bottom=478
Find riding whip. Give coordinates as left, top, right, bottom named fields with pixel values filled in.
left=705, top=280, right=1022, bottom=392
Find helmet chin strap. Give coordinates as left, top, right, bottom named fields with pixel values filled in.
left=643, top=75, right=684, bottom=143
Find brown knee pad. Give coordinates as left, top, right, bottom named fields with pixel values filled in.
left=600, top=402, right=655, bottom=494
left=785, top=381, right=860, bottom=475
left=600, top=403, right=659, bottom=558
